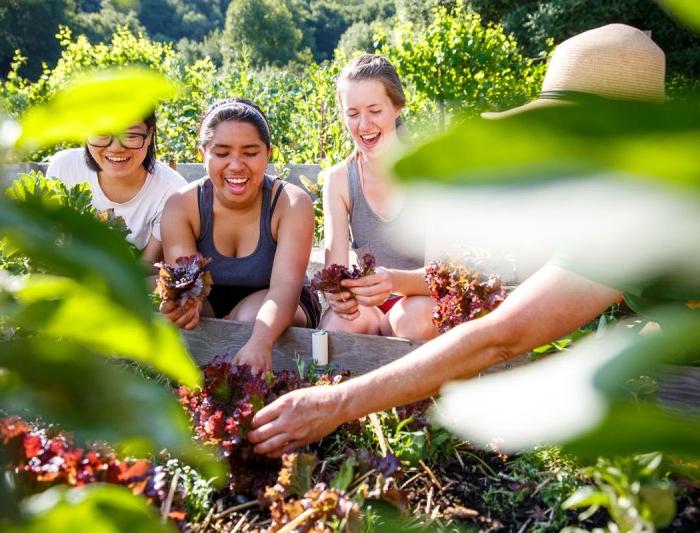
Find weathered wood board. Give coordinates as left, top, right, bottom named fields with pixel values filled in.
left=182, top=317, right=530, bottom=375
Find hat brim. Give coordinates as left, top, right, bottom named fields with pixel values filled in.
left=481, top=97, right=572, bottom=120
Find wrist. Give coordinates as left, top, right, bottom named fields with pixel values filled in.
left=246, top=335, right=274, bottom=352
left=334, top=382, right=359, bottom=423
left=384, top=268, right=398, bottom=294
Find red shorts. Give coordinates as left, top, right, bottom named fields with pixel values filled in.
left=377, top=294, right=403, bottom=314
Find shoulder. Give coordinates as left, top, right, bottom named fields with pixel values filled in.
left=275, top=180, right=312, bottom=211
left=151, top=161, right=189, bottom=190
left=325, top=160, right=350, bottom=186
left=164, top=179, right=200, bottom=212
left=45, top=148, right=86, bottom=173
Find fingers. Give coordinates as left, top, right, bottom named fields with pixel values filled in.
left=329, top=299, right=359, bottom=315
left=324, top=290, right=353, bottom=303
left=251, top=402, right=281, bottom=430
left=174, top=304, right=199, bottom=329
left=159, top=300, right=177, bottom=313
left=266, top=440, right=304, bottom=458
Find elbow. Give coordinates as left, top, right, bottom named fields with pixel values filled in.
left=479, top=311, right=530, bottom=368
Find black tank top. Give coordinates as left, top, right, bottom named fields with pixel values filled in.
left=196, top=174, right=285, bottom=317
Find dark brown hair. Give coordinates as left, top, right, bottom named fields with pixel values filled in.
left=199, top=98, right=271, bottom=149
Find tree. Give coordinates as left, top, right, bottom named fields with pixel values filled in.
left=337, top=20, right=383, bottom=58
left=468, top=0, right=700, bottom=78
left=0, top=0, right=75, bottom=79
left=222, top=0, right=309, bottom=68
left=378, top=0, right=545, bottom=122
left=70, top=0, right=144, bottom=45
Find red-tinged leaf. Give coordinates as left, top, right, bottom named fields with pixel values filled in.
left=154, top=253, right=213, bottom=307
left=310, top=253, right=377, bottom=293
left=168, top=510, right=187, bottom=521
left=23, top=435, right=43, bottom=458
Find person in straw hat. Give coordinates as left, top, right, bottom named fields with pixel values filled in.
left=247, top=24, right=695, bottom=457
left=484, top=23, right=665, bottom=119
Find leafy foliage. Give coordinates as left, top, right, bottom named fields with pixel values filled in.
left=179, top=358, right=335, bottom=494
left=424, top=259, right=507, bottom=333
left=377, top=0, right=546, bottom=120
left=471, top=0, right=700, bottom=80
left=564, top=452, right=676, bottom=531
left=310, top=253, right=376, bottom=293
left=12, top=483, right=175, bottom=533
left=0, top=416, right=186, bottom=521
left=221, top=0, right=311, bottom=68
left=154, top=253, right=212, bottom=307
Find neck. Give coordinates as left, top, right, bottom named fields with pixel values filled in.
left=357, top=151, right=388, bottom=183
left=98, top=167, right=148, bottom=188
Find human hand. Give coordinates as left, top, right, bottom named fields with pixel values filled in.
left=234, top=340, right=272, bottom=374
left=248, top=385, right=346, bottom=457
left=159, top=299, right=201, bottom=330
left=324, top=289, right=360, bottom=321
left=341, top=267, right=393, bottom=307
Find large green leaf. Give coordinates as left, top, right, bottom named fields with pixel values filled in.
left=657, top=0, right=700, bottom=31
left=0, top=338, right=194, bottom=458
left=16, top=68, right=178, bottom=152
left=5, top=274, right=200, bottom=388
left=6, top=484, right=174, bottom=533
left=0, top=197, right=151, bottom=321
left=436, top=310, right=700, bottom=459
left=392, top=98, right=700, bottom=193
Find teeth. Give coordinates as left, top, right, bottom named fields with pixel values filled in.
left=106, top=156, right=128, bottom=162
left=225, top=177, right=248, bottom=184
left=361, top=133, right=380, bottom=141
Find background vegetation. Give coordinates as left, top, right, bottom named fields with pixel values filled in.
left=3, top=1, right=697, bottom=167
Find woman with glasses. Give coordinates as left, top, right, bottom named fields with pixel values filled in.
left=45, top=111, right=187, bottom=265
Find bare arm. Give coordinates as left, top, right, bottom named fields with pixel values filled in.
left=239, top=184, right=315, bottom=368
left=323, top=165, right=351, bottom=267
left=249, top=264, right=621, bottom=455
left=140, top=234, right=163, bottom=273
left=158, top=188, right=201, bottom=329
left=321, top=164, right=363, bottom=319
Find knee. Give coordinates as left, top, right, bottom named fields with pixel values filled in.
left=227, top=290, right=266, bottom=322
left=388, top=298, right=438, bottom=340
left=321, top=308, right=379, bottom=335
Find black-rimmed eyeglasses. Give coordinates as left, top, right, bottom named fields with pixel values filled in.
left=87, top=129, right=151, bottom=149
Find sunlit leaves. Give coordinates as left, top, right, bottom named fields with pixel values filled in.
left=5, top=274, right=201, bottom=388
left=0, top=339, right=195, bottom=458
left=8, top=484, right=175, bottom=533
left=392, top=98, right=700, bottom=192
left=0, top=197, right=150, bottom=320
left=657, top=0, right=700, bottom=31
left=16, top=67, right=177, bottom=152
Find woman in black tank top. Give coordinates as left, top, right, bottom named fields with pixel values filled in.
left=159, top=98, right=320, bottom=373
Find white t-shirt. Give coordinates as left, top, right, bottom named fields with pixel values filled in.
left=46, top=148, right=187, bottom=250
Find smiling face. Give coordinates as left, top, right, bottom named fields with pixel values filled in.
left=338, top=79, right=402, bottom=159
left=201, top=120, right=271, bottom=208
left=87, top=122, right=152, bottom=182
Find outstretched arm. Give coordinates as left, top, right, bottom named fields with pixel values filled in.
left=248, top=264, right=620, bottom=456
left=235, top=184, right=314, bottom=372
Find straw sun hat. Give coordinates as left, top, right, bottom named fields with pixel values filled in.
left=482, top=23, right=666, bottom=119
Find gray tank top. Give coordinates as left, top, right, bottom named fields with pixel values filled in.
left=347, top=157, right=423, bottom=270
left=196, top=174, right=284, bottom=288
